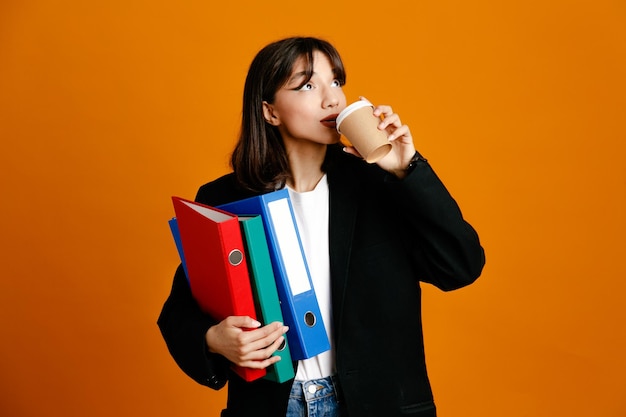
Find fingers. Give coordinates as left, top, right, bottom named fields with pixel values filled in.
left=370, top=104, right=412, bottom=143
left=236, top=333, right=287, bottom=369
left=240, top=321, right=288, bottom=352
left=387, top=124, right=412, bottom=143
left=208, top=318, right=289, bottom=369
left=373, top=105, right=401, bottom=132
left=225, top=315, right=262, bottom=330
left=372, top=104, right=394, bottom=119
left=359, top=98, right=402, bottom=133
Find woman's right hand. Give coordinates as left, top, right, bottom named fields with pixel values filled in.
left=205, top=316, right=289, bottom=370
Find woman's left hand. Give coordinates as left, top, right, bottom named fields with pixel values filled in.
left=343, top=100, right=417, bottom=179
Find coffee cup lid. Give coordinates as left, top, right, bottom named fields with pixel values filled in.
left=336, top=99, right=374, bottom=133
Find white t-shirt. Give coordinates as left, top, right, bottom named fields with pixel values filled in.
left=287, top=174, right=335, bottom=381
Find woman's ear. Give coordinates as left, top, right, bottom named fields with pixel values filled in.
left=262, top=101, right=280, bottom=126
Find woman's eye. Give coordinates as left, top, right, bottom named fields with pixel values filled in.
left=331, top=80, right=342, bottom=87
left=298, top=83, right=314, bottom=91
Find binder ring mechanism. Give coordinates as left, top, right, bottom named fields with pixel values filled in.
left=228, top=249, right=244, bottom=266
left=277, top=339, right=287, bottom=351
left=304, top=311, right=316, bottom=327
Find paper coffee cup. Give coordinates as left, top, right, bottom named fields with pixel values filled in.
left=336, top=100, right=392, bottom=163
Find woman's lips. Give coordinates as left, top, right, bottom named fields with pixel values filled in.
left=320, top=114, right=339, bottom=129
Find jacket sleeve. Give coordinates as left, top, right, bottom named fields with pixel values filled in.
left=157, top=264, right=230, bottom=389
left=388, top=157, right=486, bottom=291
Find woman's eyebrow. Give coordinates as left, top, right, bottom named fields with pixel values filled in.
left=285, top=70, right=315, bottom=88
left=287, top=71, right=309, bottom=84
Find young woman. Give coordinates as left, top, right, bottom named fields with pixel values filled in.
left=158, top=37, right=485, bottom=417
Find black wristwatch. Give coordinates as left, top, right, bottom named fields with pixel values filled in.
left=406, top=150, right=427, bottom=174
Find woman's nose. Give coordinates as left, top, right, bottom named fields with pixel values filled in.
left=322, top=87, right=341, bottom=108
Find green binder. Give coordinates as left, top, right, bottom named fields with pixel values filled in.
left=239, top=216, right=295, bottom=383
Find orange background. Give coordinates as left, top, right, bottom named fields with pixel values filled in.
left=1, top=0, right=625, bottom=416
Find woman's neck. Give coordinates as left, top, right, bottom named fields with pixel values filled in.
left=285, top=143, right=327, bottom=192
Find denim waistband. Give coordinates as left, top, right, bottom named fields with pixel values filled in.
left=290, top=375, right=340, bottom=402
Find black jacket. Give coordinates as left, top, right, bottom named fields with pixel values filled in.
left=158, top=145, right=485, bottom=416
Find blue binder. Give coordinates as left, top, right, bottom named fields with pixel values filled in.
left=168, top=217, right=189, bottom=281
left=219, top=189, right=331, bottom=360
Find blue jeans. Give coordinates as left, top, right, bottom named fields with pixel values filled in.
left=287, top=376, right=344, bottom=417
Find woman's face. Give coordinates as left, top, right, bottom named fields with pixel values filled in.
left=263, top=51, right=347, bottom=149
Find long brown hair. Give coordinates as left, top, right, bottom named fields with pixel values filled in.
left=231, top=37, right=346, bottom=192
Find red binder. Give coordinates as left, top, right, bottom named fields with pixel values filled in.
left=171, top=196, right=266, bottom=382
